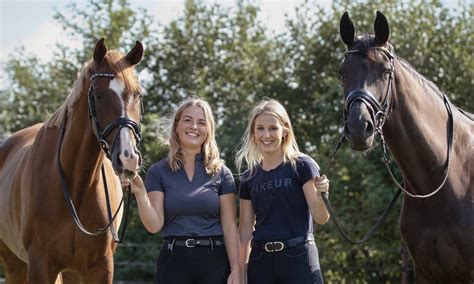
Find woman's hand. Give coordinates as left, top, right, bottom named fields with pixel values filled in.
left=121, top=175, right=145, bottom=195
left=227, top=269, right=241, bottom=284
left=315, top=175, right=329, bottom=195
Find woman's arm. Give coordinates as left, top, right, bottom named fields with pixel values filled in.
left=239, top=199, right=255, bottom=284
left=129, top=176, right=165, bottom=234
left=302, top=175, right=330, bottom=225
left=220, top=193, right=241, bottom=284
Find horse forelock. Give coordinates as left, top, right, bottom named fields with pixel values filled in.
left=352, top=35, right=390, bottom=62
left=44, top=50, right=141, bottom=129
left=104, top=50, right=141, bottom=96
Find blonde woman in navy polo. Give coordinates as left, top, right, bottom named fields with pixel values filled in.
left=127, top=97, right=240, bottom=284
left=236, top=98, right=330, bottom=284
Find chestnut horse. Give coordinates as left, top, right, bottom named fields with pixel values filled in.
left=0, top=39, right=143, bottom=283
left=338, top=11, right=473, bottom=283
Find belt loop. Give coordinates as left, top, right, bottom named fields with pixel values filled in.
left=209, top=237, right=214, bottom=251
left=167, top=238, right=176, bottom=252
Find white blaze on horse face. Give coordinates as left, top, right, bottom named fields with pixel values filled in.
left=109, top=78, right=140, bottom=175
left=118, top=126, right=140, bottom=175
left=109, top=78, right=126, bottom=116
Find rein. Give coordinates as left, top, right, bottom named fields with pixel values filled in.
left=380, top=94, right=454, bottom=198
left=56, top=72, right=141, bottom=244
left=57, top=114, right=128, bottom=243
left=320, top=45, right=455, bottom=243
left=319, top=133, right=402, bottom=244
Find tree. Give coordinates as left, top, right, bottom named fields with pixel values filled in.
left=1, top=0, right=471, bottom=281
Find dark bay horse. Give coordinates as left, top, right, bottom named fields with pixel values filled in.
left=0, top=38, right=143, bottom=283
left=338, top=11, right=473, bottom=283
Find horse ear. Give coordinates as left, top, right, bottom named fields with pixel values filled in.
left=340, top=11, right=355, bottom=47
left=126, top=41, right=144, bottom=65
left=374, top=11, right=389, bottom=46
left=93, top=38, right=107, bottom=64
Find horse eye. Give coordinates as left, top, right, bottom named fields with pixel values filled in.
left=95, top=93, right=103, bottom=102
left=383, top=68, right=392, bottom=79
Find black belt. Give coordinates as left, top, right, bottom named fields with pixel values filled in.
left=163, top=236, right=224, bottom=251
left=251, top=234, right=315, bottom=253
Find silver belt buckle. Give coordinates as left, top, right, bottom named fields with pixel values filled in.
left=185, top=239, right=196, bottom=248
left=264, top=241, right=284, bottom=252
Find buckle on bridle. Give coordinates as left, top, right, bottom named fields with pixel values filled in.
left=185, top=239, right=196, bottom=248
left=264, top=241, right=285, bottom=252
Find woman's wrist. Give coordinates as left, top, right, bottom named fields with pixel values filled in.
left=133, top=189, right=147, bottom=200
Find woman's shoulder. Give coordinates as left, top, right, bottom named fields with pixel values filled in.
left=218, top=164, right=234, bottom=177
left=238, top=166, right=260, bottom=183
left=296, top=154, right=319, bottom=169
left=148, top=158, right=171, bottom=173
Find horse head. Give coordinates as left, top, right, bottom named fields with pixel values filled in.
left=339, top=11, right=395, bottom=151
left=88, top=38, right=144, bottom=179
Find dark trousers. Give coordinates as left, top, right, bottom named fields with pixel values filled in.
left=154, top=245, right=230, bottom=284
left=247, top=242, right=324, bottom=284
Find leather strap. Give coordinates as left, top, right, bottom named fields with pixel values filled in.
left=251, top=234, right=315, bottom=252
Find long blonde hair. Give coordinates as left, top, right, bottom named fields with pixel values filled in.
left=235, top=98, right=302, bottom=177
left=168, top=97, right=223, bottom=175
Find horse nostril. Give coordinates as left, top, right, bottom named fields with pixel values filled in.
left=365, top=121, right=374, bottom=136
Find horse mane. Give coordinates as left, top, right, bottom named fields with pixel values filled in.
left=354, top=35, right=446, bottom=100
left=45, top=50, right=141, bottom=128
left=395, top=57, right=445, bottom=98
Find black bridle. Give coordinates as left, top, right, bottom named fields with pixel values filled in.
left=57, top=72, right=142, bottom=243
left=319, top=44, right=454, bottom=244
left=87, top=73, right=142, bottom=158
left=343, top=45, right=395, bottom=134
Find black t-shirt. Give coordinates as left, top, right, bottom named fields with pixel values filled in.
left=239, top=155, right=320, bottom=241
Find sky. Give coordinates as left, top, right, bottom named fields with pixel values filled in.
left=0, top=0, right=461, bottom=88
left=0, top=0, right=328, bottom=88
left=0, top=1, right=320, bottom=76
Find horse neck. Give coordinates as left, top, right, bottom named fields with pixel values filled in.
left=382, top=59, right=451, bottom=194
left=60, top=90, right=104, bottom=189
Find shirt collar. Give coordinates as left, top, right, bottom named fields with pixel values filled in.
left=195, top=152, right=204, bottom=162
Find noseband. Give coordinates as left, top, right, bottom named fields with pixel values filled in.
left=343, top=45, right=395, bottom=133
left=87, top=73, right=142, bottom=158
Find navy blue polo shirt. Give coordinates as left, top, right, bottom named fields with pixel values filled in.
left=239, top=155, right=320, bottom=241
left=145, top=154, right=236, bottom=237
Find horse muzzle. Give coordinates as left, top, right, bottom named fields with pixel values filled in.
left=344, top=100, right=376, bottom=150
left=111, top=128, right=142, bottom=179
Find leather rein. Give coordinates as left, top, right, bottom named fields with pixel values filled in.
left=319, top=45, right=454, bottom=244
left=57, top=73, right=141, bottom=244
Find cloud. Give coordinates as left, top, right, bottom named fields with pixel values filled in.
left=0, top=18, right=81, bottom=63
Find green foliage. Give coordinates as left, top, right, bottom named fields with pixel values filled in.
left=113, top=199, right=162, bottom=281
left=144, top=0, right=285, bottom=166
left=0, top=0, right=471, bottom=282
